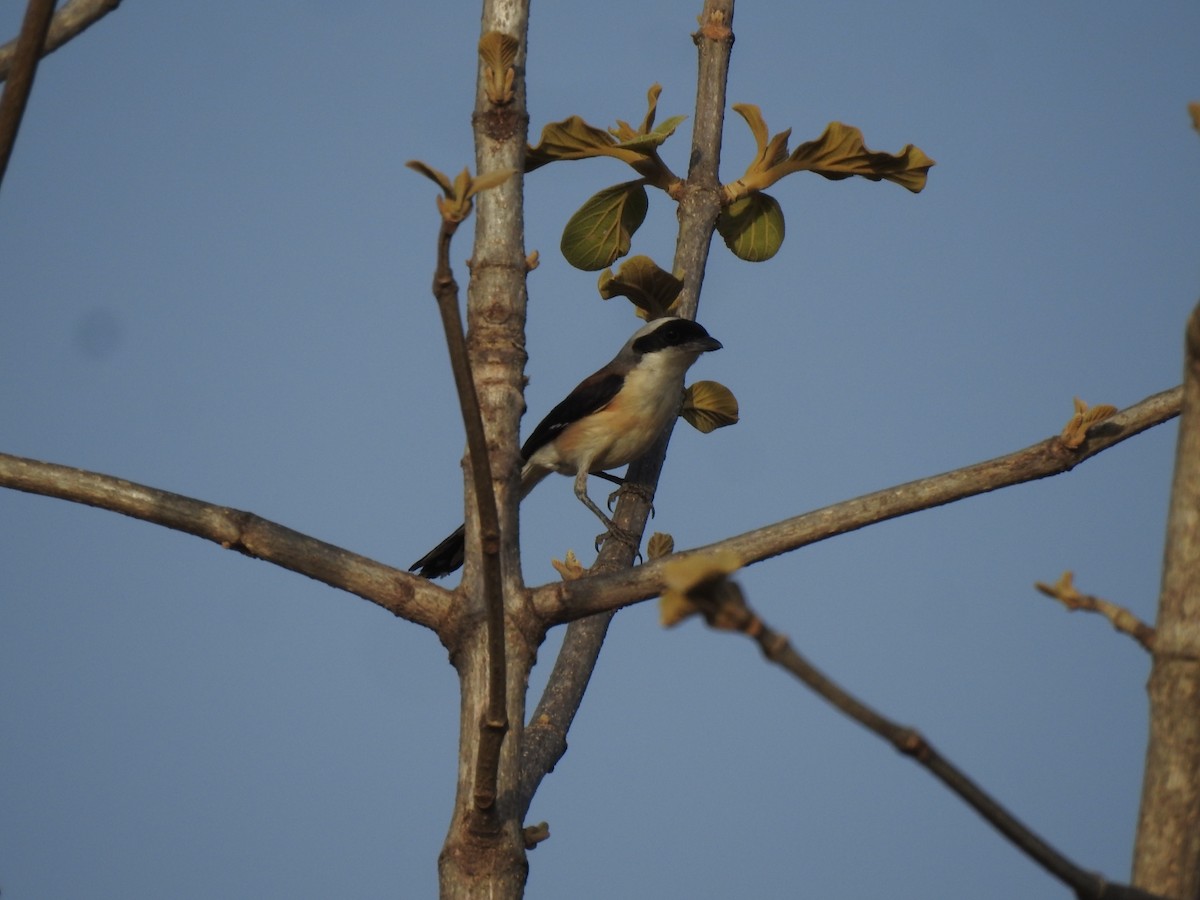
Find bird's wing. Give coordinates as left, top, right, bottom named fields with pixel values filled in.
left=520, top=370, right=624, bottom=461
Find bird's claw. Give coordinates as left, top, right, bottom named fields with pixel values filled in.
left=594, top=524, right=643, bottom=563
left=606, top=482, right=656, bottom=518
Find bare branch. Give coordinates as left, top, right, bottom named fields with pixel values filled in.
left=518, top=609, right=615, bottom=814
left=0, top=452, right=452, bottom=633
left=712, top=596, right=1167, bottom=900
left=425, top=215, right=509, bottom=817
left=437, top=1, right=532, bottom=890
left=0, top=0, right=121, bottom=82
left=1034, top=571, right=1155, bottom=652
left=518, top=0, right=737, bottom=810
left=536, top=385, right=1183, bottom=624
left=1133, top=301, right=1200, bottom=896
left=0, top=0, right=55, bottom=188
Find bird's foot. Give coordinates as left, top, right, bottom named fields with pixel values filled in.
left=606, top=481, right=656, bottom=517
left=594, top=523, right=644, bottom=564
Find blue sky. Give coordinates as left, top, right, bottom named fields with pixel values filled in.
left=2, top=2, right=1199, bottom=898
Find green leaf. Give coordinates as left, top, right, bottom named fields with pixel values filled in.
left=597, top=255, right=684, bottom=319
left=561, top=181, right=648, bottom=271
left=716, top=193, right=785, bottom=261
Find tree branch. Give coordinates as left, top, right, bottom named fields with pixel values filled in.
left=438, top=2, right=532, bottom=890
left=0, top=452, right=452, bottom=632
left=0, top=0, right=121, bottom=82
left=0, top=0, right=56, bottom=189
left=700, top=590, right=1166, bottom=900
left=518, top=0, right=737, bottom=810
left=518, top=608, right=614, bottom=814
left=426, top=214, right=509, bottom=818
left=536, top=385, right=1183, bottom=624
left=1034, top=571, right=1155, bottom=652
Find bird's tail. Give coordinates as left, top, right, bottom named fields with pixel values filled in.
left=409, top=524, right=466, bottom=579
left=409, top=464, right=551, bottom=579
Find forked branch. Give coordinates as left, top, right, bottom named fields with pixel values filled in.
left=0, top=0, right=121, bottom=82
left=0, top=0, right=55, bottom=187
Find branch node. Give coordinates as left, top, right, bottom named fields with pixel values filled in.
left=1059, top=397, right=1119, bottom=450
left=1034, top=571, right=1155, bottom=652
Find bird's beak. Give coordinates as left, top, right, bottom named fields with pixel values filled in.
left=700, top=336, right=722, bottom=352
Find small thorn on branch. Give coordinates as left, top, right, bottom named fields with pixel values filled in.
left=523, top=821, right=550, bottom=849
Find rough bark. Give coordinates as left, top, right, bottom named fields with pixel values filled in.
left=1132, top=301, right=1200, bottom=898
left=437, top=0, right=533, bottom=895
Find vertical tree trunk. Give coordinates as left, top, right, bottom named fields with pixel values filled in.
left=438, top=0, right=532, bottom=896
left=438, top=626, right=534, bottom=900
left=1132, top=300, right=1200, bottom=897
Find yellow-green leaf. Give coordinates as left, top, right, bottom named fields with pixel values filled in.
left=405, top=161, right=515, bottom=223
left=527, top=116, right=628, bottom=170
left=405, top=160, right=452, bottom=193
left=647, top=532, right=675, bottom=560
left=716, top=192, right=785, bottom=261
left=478, top=31, right=519, bottom=105
left=726, top=108, right=935, bottom=199
left=526, top=88, right=684, bottom=189
left=597, top=255, right=684, bottom=319
left=660, top=551, right=744, bottom=630
left=659, top=592, right=698, bottom=627
left=466, top=167, right=518, bottom=199
left=637, top=84, right=663, bottom=136
left=787, top=121, right=934, bottom=192
left=1060, top=397, right=1119, bottom=449
left=551, top=550, right=586, bottom=581
left=615, top=115, right=688, bottom=155
left=681, top=381, right=739, bottom=433
left=561, top=181, right=648, bottom=270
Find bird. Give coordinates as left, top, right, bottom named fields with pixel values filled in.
left=410, top=316, right=722, bottom=578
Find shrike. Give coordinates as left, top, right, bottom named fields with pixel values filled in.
left=410, top=316, right=722, bottom=578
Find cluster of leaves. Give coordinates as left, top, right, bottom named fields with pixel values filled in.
left=526, top=85, right=934, bottom=269
left=405, top=161, right=516, bottom=225
left=407, top=86, right=934, bottom=453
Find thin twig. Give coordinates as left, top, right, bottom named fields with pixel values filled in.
left=692, top=586, right=1166, bottom=900
left=0, top=452, right=452, bottom=631
left=762, top=630, right=1165, bottom=900
left=537, top=385, right=1183, bottom=624
left=1034, top=572, right=1155, bottom=652
left=518, top=0, right=737, bottom=810
left=0, top=0, right=121, bottom=82
left=427, top=217, right=508, bottom=820
left=0, top=0, right=56, bottom=189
